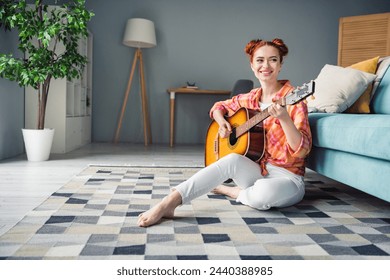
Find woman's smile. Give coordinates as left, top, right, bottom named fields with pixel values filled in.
left=260, top=69, right=273, bottom=76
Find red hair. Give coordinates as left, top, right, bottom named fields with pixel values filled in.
left=245, top=38, right=289, bottom=63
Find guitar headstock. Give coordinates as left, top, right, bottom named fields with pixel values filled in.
left=286, top=80, right=315, bottom=105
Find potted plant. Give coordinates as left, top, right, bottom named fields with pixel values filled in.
left=0, top=0, right=93, bottom=161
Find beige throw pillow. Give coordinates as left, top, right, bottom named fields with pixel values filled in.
left=307, top=64, right=377, bottom=113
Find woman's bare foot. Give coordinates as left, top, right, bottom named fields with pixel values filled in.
left=137, top=190, right=182, bottom=227
left=212, top=185, right=240, bottom=199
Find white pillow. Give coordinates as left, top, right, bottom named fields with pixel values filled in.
left=307, top=64, right=377, bottom=113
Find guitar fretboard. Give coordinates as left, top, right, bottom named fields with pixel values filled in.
left=233, top=80, right=314, bottom=138
left=235, top=107, right=270, bottom=138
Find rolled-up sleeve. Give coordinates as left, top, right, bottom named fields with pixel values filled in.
left=209, top=89, right=260, bottom=119
left=286, top=101, right=312, bottom=158
left=209, top=95, right=242, bottom=119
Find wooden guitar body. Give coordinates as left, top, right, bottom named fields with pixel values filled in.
left=205, top=108, right=265, bottom=166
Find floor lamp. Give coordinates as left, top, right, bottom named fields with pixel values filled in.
left=114, top=18, right=156, bottom=145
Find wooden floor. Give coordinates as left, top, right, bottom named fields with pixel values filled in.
left=0, top=143, right=205, bottom=235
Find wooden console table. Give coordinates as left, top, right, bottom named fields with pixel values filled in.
left=167, top=87, right=231, bottom=147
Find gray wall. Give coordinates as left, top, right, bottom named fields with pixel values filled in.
left=0, top=30, right=25, bottom=160
left=0, top=0, right=389, bottom=159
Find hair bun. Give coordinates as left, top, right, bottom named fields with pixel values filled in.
left=272, top=38, right=284, bottom=46
left=245, top=39, right=262, bottom=57
left=272, top=38, right=288, bottom=57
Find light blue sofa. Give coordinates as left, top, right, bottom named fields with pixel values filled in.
left=306, top=57, right=390, bottom=202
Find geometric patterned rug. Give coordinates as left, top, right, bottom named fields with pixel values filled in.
left=1, top=166, right=389, bottom=260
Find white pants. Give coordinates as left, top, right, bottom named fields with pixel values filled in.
left=174, top=153, right=305, bottom=210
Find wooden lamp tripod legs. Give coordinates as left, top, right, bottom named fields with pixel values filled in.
left=114, top=48, right=152, bottom=145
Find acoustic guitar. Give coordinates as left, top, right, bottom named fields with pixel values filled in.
left=204, top=81, right=315, bottom=166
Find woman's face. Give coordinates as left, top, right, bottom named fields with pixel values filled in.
left=250, top=45, right=282, bottom=83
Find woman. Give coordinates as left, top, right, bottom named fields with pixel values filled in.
left=138, top=38, right=312, bottom=227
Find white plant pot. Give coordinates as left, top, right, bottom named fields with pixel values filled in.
left=22, top=128, right=55, bottom=162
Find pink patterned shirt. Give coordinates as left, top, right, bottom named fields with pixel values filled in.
left=209, top=80, right=312, bottom=176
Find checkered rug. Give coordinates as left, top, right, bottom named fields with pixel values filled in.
left=1, top=166, right=389, bottom=260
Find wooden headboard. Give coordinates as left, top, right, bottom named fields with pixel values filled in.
left=338, top=12, right=390, bottom=67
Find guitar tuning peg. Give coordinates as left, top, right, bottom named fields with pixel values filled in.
left=310, top=95, right=315, bottom=100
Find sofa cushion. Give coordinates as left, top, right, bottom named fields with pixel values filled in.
left=307, top=64, right=377, bottom=113
left=371, top=56, right=390, bottom=98
left=371, top=58, right=390, bottom=114
left=309, top=113, right=390, bottom=161
left=345, top=56, right=379, bottom=114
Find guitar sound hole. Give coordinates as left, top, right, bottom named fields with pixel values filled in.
left=229, top=129, right=238, bottom=146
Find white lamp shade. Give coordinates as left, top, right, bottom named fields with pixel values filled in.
left=123, top=18, right=157, bottom=48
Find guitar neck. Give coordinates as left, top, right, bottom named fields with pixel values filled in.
left=234, top=80, right=315, bottom=138
left=235, top=108, right=271, bottom=138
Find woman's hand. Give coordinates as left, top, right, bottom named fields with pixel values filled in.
left=218, top=120, right=232, bottom=138
left=212, top=110, right=232, bottom=138
left=267, top=103, right=289, bottom=121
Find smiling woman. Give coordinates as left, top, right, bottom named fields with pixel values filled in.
left=137, top=38, right=312, bottom=228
